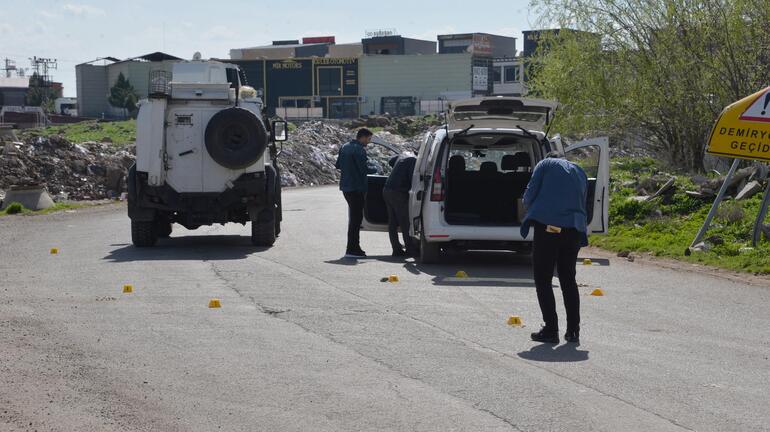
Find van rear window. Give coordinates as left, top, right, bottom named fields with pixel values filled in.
left=448, top=144, right=532, bottom=172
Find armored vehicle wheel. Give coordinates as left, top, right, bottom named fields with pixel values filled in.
left=251, top=208, right=276, bottom=247
left=132, top=220, right=158, bottom=247
left=419, top=234, right=441, bottom=264
left=205, top=107, right=267, bottom=169
left=156, top=219, right=172, bottom=238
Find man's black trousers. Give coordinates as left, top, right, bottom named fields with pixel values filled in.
left=532, top=221, right=582, bottom=332
left=343, top=191, right=365, bottom=251
left=382, top=189, right=413, bottom=252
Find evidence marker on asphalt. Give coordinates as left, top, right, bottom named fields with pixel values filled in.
left=50, top=248, right=59, bottom=255
left=591, top=288, right=605, bottom=296
left=208, top=298, right=222, bottom=308
left=123, top=284, right=133, bottom=294
left=507, top=315, right=523, bottom=326
left=388, top=275, right=399, bottom=283
left=455, top=270, right=469, bottom=278
left=583, top=258, right=593, bottom=266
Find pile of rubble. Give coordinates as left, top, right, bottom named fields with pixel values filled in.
left=346, top=114, right=444, bottom=137
left=0, top=121, right=420, bottom=202
left=0, top=135, right=134, bottom=201
left=277, top=121, right=417, bottom=187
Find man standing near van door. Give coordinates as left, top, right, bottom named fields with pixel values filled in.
left=336, top=128, right=376, bottom=258
left=520, top=153, right=588, bottom=344
left=384, top=154, right=417, bottom=257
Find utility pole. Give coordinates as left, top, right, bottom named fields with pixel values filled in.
left=29, top=56, right=58, bottom=86
left=2, top=58, right=17, bottom=78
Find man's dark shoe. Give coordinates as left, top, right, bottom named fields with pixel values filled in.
left=392, top=248, right=407, bottom=257
left=564, top=328, right=580, bottom=344
left=345, top=249, right=367, bottom=258
left=531, top=327, right=559, bottom=344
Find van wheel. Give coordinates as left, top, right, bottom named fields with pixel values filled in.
left=251, top=209, right=276, bottom=247
left=131, top=220, right=158, bottom=247
left=420, top=235, right=441, bottom=264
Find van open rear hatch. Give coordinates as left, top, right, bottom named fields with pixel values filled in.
left=448, top=97, right=557, bottom=132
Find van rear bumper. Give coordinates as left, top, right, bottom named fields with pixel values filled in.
left=444, top=239, right=532, bottom=252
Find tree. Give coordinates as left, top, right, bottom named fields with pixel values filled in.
left=528, top=0, right=770, bottom=172
left=108, top=73, right=139, bottom=119
left=25, top=73, right=58, bottom=112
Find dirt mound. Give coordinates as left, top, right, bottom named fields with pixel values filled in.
left=0, top=135, right=134, bottom=201
left=276, top=121, right=418, bottom=187
left=0, top=122, right=421, bottom=201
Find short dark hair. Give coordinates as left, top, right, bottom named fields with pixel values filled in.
left=356, top=128, right=374, bottom=139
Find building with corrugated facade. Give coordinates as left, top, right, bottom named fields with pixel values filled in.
left=75, top=52, right=181, bottom=119
left=358, top=53, right=474, bottom=116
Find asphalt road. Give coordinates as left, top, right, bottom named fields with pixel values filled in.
left=1, top=186, right=769, bottom=432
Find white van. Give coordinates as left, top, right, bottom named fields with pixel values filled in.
left=362, top=97, right=609, bottom=263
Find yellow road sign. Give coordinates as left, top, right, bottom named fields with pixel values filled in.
left=707, top=87, right=770, bottom=161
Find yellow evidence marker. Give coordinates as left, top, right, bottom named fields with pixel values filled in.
left=50, top=248, right=59, bottom=255
left=208, top=298, right=222, bottom=308
left=583, top=258, right=593, bottom=266
left=591, top=288, right=605, bottom=296
left=388, top=275, right=399, bottom=283
left=455, top=270, right=468, bottom=278
left=122, top=284, right=133, bottom=293
left=507, top=315, right=523, bottom=326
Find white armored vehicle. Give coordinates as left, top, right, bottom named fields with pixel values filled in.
left=128, top=59, right=288, bottom=247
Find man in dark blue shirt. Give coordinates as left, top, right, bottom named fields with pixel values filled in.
left=521, top=154, right=588, bottom=344
left=335, top=128, right=376, bottom=258
left=383, top=154, right=417, bottom=257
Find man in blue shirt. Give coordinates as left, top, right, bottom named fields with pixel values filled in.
left=520, top=153, right=588, bottom=344
left=383, top=154, right=417, bottom=257
left=335, top=128, right=376, bottom=258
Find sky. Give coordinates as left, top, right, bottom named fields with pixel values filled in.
left=0, top=0, right=543, bottom=97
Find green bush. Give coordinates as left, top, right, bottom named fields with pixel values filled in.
left=716, top=201, right=746, bottom=224
left=3, top=202, right=25, bottom=214
left=609, top=197, right=655, bottom=223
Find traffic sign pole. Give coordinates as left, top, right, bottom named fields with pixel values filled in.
left=687, top=158, right=739, bottom=255
left=752, top=179, right=770, bottom=246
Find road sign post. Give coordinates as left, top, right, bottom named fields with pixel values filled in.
left=688, top=87, right=770, bottom=254
left=687, top=159, right=739, bottom=254
left=752, top=180, right=770, bottom=246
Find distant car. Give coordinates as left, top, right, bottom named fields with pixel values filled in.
left=128, top=60, right=288, bottom=247
left=361, top=97, right=609, bottom=263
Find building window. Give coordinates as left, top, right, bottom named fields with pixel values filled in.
left=279, top=97, right=312, bottom=108
left=317, top=67, right=342, bottom=96
left=493, top=66, right=502, bottom=84
left=504, top=65, right=520, bottom=83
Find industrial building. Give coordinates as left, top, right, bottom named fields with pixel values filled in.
left=361, top=35, right=436, bottom=55
left=492, top=58, right=526, bottom=96
left=359, top=53, right=474, bottom=116
left=0, top=77, right=29, bottom=108
left=437, top=32, right=516, bottom=57
left=229, top=56, right=361, bottom=119
left=74, top=30, right=532, bottom=120
left=75, top=52, right=181, bottom=119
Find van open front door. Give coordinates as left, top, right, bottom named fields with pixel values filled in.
left=564, top=137, right=610, bottom=234
left=361, top=174, right=389, bottom=232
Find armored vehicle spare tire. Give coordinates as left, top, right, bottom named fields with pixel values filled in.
left=204, top=107, right=267, bottom=169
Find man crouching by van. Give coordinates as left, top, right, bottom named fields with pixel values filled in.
left=520, top=152, right=588, bottom=344
left=336, top=128, right=376, bottom=258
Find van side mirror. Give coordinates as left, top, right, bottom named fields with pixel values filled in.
left=272, top=120, right=288, bottom=142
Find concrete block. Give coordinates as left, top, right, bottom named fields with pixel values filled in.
left=1, top=185, right=55, bottom=211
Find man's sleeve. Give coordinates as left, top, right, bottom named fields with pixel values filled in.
left=355, top=147, right=376, bottom=175
left=523, top=160, right=546, bottom=206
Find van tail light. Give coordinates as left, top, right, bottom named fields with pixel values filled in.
left=430, top=164, right=444, bottom=201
